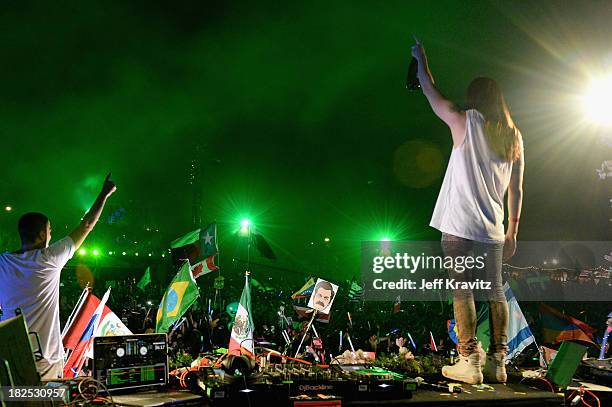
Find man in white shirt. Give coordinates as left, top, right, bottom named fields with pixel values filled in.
left=0, top=174, right=116, bottom=380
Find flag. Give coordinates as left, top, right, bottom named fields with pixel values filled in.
left=94, top=311, right=132, bottom=337
left=348, top=280, right=364, bottom=302
left=447, top=319, right=459, bottom=345
left=393, top=295, right=401, bottom=313
left=505, top=284, right=536, bottom=361
left=291, top=278, right=315, bottom=299
left=474, top=283, right=536, bottom=362
left=429, top=331, right=438, bottom=352
left=251, top=232, right=276, bottom=260
left=62, top=288, right=93, bottom=350
left=228, top=275, right=255, bottom=356
left=540, top=303, right=596, bottom=345
left=137, top=267, right=151, bottom=290
left=84, top=310, right=132, bottom=359
left=198, top=223, right=218, bottom=257
left=407, top=332, right=417, bottom=350
left=62, top=289, right=132, bottom=375
left=293, top=305, right=331, bottom=323
left=171, top=228, right=200, bottom=251
left=251, top=277, right=273, bottom=292
left=191, top=255, right=219, bottom=279
left=63, top=288, right=111, bottom=377
left=156, top=261, right=200, bottom=333
left=171, top=223, right=218, bottom=277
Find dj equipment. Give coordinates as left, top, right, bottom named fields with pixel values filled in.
left=92, top=333, right=168, bottom=392
left=579, top=358, right=612, bottom=385
left=0, top=315, right=40, bottom=386
left=206, top=363, right=415, bottom=405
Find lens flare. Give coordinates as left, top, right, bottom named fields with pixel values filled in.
left=583, top=76, right=612, bottom=126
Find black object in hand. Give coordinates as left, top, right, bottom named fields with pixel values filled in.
left=406, top=57, right=420, bottom=90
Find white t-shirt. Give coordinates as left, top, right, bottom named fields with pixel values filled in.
left=430, top=109, right=518, bottom=243
left=0, top=237, right=75, bottom=364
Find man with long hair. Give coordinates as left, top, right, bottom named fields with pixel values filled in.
left=0, top=174, right=116, bottom=379
left=411, top=39, right=524, bottom=384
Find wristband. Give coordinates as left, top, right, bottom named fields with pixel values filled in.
left=510, top=217, right=520, bottom=223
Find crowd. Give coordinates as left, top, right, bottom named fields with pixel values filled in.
left=56, top=263, right=610, bottom=365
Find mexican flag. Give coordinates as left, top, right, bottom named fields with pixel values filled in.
left=228, top=275, right=254, bottom=356
left=85, top=309, right=132, bottom=359
left=156, top=261, right=200, bottom=333
left=170, top=223, right=219, bottom=278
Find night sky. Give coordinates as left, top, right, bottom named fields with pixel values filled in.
left=1, top=0, right=610, bottom=281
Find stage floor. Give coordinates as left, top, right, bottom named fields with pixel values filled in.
left=346, top=383, right=563, bottom=406
left=107, top=383, right=563, bottom=406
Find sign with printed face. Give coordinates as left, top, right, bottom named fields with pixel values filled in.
left=307, top=278, right=338, bottom=315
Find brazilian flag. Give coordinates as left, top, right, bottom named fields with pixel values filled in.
left=156, top=261, right=200, bottom=333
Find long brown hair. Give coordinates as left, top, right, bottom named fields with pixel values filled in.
left=466, top=77, right=521, bottom=161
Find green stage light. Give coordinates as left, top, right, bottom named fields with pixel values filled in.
left=148, top=253, right=152, bottom=257
left=122, top=251, right=127, bottom=256
left=92, top=249, right=100, bottom=256
left=380, top=236, right=391, bottom=242
left=4, top=206, right=12, bottom=212
left=135, top=252, right=139, bottom=256
left=78, top=248, right=86, bottom=256
left=108, top=251, right=113, bottom=255
left=161, top=253, right=165, bottom=258
left=238, top=218, right=252, bottom=236
left=324, top=237, right=331, bottom=243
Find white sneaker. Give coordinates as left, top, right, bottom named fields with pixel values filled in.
left=442, top=353, right=483, bottom=384
left=483, top=353, right=507, bottom=383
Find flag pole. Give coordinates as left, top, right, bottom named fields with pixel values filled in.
left=532, top=336, right=548, bottom=368
left=294, top=310, right=318, bottom=358
left=61, top=283, right=90, bottom=340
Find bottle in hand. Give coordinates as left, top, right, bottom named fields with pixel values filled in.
left=406, top=57, right=420, bottom=90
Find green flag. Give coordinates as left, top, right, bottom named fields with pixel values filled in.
left=156, top=261, right=200, bottom=333
left=170, top=228, right=200, bottom=249
left=251, top=277, right=273, bottom=292
left=137, top=267, right=151, bottom=290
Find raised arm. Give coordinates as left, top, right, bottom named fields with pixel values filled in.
left=411, top=38, right=466, bottom=146
left=503, top=145, right=524, bottom=260
left=69, top=173, right=117, bottom=250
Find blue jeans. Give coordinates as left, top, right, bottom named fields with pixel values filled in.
left=442, top=233, right=508, bottom=356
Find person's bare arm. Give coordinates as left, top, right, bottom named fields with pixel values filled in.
left=412, top=38, right=466, bottom=146
left=504, top=145, right=524, bottom=260
left=69, top=173, right=117, bottom=250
